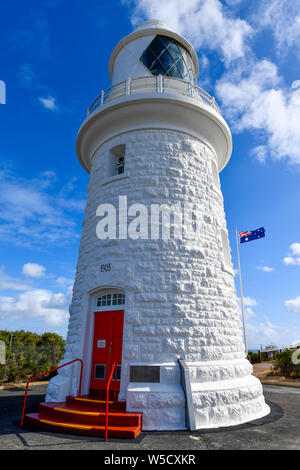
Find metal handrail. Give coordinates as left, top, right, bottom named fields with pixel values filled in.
left=20, top=358, right=83, bottom=427
left=105, top=361, right=116, bottom=442
left=87, top=75, right=221, bottom=115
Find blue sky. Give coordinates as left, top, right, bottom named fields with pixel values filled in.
left=0, top=0, right=300, bottom=348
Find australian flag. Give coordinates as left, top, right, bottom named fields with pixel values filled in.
left=239, top=227, right=265, bottom=244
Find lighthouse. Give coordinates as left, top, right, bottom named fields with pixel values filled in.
left=42, top=19, right=270, bottom=432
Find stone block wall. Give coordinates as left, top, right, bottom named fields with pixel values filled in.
left=46, top=129, right=269, bottom=430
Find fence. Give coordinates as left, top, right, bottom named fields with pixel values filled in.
left=0, top=345, right=65, bottom=383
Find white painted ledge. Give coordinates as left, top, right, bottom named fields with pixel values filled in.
left=101, top=172, right=130, bottom=186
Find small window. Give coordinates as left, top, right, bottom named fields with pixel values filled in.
left=95, top=364, right=106, bottom=380
left=96, top=292, right=125, bottom=307
left=109, top=144, right=125, bottom=177
left=116, top=155, right=124, bottom=175
left=211, top=160, right=220, bottom=190
left=221, top=229, right=232, bottom=268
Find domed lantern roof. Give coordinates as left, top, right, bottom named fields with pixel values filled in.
left=109, top=19, right=199, bottom=84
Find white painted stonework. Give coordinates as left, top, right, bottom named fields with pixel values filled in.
left=46, top=20, right=270, bottom=430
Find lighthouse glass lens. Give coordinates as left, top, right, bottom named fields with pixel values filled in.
left=176, top=57, right=186, bottom=77
left=140, top=35, right=195, bottom=84
left=159, top=36, right=172, bottom=48
left=159, top=49, right=174, bottom=71
left=167, top=42, right=182, bottom=62
left=150, top=59, right=167, bottom=76
left=167, top=63, right=181, bottom=79
left=141, top=47, right=157, bottom=70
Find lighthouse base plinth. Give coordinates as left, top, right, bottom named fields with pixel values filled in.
left=126, top=360, right=270, bottom=431
left=192, top=374, right=270, bottom=429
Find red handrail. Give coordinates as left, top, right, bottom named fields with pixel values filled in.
left=105, top=361, right=116, bottom=442
left=20, top=358, right=83, bottom=427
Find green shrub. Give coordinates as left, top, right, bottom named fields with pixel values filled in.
left=248, top=352, right=260, bottom=364
left=274, top=349, right=300, bottom=378
left=0, top=330, right=66, bottom=383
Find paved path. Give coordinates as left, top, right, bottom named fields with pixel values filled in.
left=0, top=384, right=299, bottom=450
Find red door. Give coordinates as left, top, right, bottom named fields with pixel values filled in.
left=90, top=310, right=124, bottom=391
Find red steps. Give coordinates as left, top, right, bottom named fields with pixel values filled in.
left=24, top=395, right=142, bottom=439
left=67, top=395, right=127, bottom=412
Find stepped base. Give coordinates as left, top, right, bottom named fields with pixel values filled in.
left=24, top=395, right=142, bottom=439
left=125, top=363, right=270, bottom=431
left=192, top=375, right=270, bottom=429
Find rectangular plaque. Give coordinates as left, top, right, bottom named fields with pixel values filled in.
left=130, top=365, right=160, bottom=383
left=97, top=339, right=106, bottom=348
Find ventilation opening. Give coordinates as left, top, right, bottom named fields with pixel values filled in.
left=109, top=144, right=125, bottom=177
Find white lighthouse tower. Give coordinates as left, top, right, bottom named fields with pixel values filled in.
left=44, top=19, right=270, bottom=432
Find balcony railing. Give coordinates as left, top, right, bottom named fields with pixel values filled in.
left=87, top=75, right=221, bottom=116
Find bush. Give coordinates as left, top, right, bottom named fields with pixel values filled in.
left=248, top=352, right=260, bottom=364
left=0, top=330, right=66, bottom=383
left=273, top=349, right=300, bottom=378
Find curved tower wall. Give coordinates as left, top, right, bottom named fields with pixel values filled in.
left=45, top=20, right=270, bottom=431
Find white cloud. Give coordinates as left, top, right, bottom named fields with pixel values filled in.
left=283, top=243, right=300, bottom=266
left=56, top=276, right=74, bottom=287
left=216, top=59, right=300, bottom=165
left=38, top=95, right=57, bottom=111
left=290, top=243, right=300, bottom=256
left=0, top=288, right=70, bottom=326
left=0, top=170, right=84, bottom=248
left=123, top=0, right=252, bottom=63
left=242, top=296, right=257, bottom=307
left=19, top=64, right=37, bottom=88
left=256, top=1, right=300, bottom=59
left=285, top=296, right=300, bottom=315
left=246, top=321, right=280, bottom=348
left=124, top=0, right=300, bottom=167
left=283, top=256, right=300, bottom=266
left=238, top=297, right=300, bottom=348
left=22, top=263, right=46, bottom=278
left=257, top=266, right=274, bottom=272
left=245, top=307, right=256, bottom=319
left=223, top=0, right=242, bottom=5
left=238, top=296, right=257, bottom=319
left=0, top=266, right=30, bottom=291
left=250, top=146, right=267, bottom=164
left=247, top=320, right=300, bottom=349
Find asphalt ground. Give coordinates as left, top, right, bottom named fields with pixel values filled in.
left=0, top=383, right=299, bottom=451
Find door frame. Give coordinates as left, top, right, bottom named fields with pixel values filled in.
left=83, top=286, right=126, bottom=396
left=90, top=309, right=124, bottom=391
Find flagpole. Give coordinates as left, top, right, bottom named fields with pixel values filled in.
left=235, top=228, right=248, bottom=357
